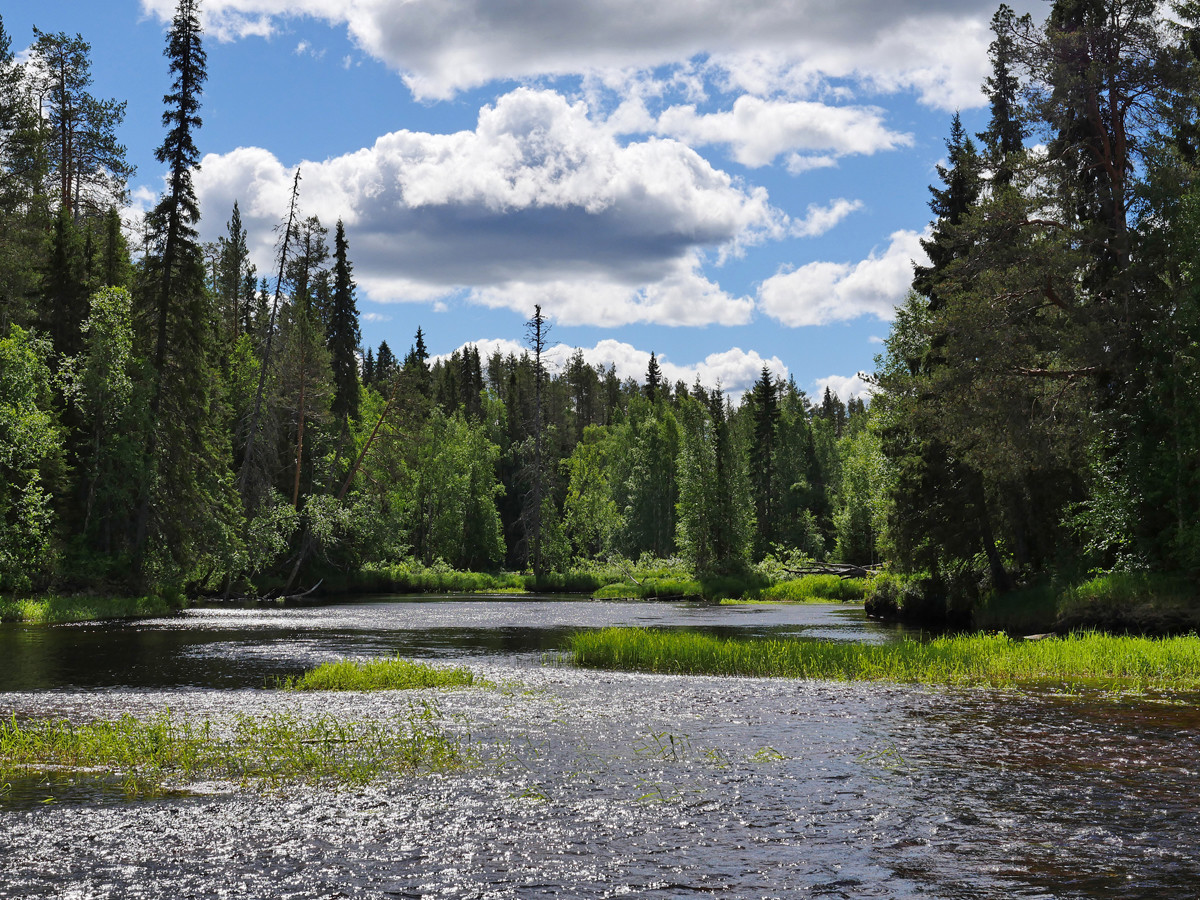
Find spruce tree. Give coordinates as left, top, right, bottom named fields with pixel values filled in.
left=217, top=201, right=249, bottom=343
left=749, top=366, right=779, bottom=557
left=979, top=5, right=1025, bottom=188
left=134, top=0, right=236, bottom=581
left=645, top=351, right=662, bottom=401
left=327, top=219, right=361, bottom=425
left=913, top=113, right=982, bottom=312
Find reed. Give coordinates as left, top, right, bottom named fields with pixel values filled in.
left=0, top=705, right=470, bottom=797
left=570, top=627, right=1200, bottom=692
left=0, top=595, right=181, bottom=624
left=277, top=657, right=480, bottom=691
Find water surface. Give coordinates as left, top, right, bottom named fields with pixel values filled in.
left=1, top=598, right=1196, bottom=898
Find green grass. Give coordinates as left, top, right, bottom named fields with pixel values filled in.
left=0, top=705, right=470, bottom=797
left=277, top=656, right=481, bottom=691
left=591, top=577, right=703, bottom=600
left=0, top=595, right=182, bottom=624
left=569, top=627, right=1200, bottom=692
left=730, top=575, right=867, bottom=604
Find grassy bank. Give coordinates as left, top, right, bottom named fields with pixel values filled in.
left=327, top=564, right=610, bottom=596
left=0, top=706, right=470, bottom=797
left=866, top=570, right=1200, bottom=635
left=725, top=574, right=867, bottom=604
left=0, top=594, right=182, bottom=625
left=569, top=627, right=1200, bottom=692
left=277, top=657, right=481, bottom=691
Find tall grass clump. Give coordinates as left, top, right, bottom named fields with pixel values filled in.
left=592, top=577, right=703, bottom=600
left=755, top=575, right=868, bottom=603
left=278, top=656, right=480, bottom=691
left=570, top=627, right=1200, bottom=692
left=0, top=705, right=470, bottom=797
left=0, top=594, right=182, bottom=624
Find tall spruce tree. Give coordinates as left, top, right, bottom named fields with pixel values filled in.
left=979, top=5, right=1025, bottom=188
left=748, top=366, right=779, bottom=558
left=327, top=219, right=360, bottom=425
left=134, top=0, right=236, bottom=582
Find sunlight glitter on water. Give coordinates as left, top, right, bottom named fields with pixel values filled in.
left=2, top=600, right=1198, bottom=898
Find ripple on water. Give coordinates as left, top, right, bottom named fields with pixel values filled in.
left=1, top=601, right=1198, bottom=898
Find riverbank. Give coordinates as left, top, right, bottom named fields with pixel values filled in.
left=865, top=571, right=1200, bottom=636
left=569, top=627, right=1200, bottom=693
left=0, top=594, right=183, bottom=625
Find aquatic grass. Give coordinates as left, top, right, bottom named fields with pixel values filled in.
left=0, top=705, right=471, bottom=797
left=725, top=575, right=867, bottom=604
left=569, top=627, right=1200, bottom=692
left=277, top=656, right=481, bottom=691
left=591, top=577, right=703, bottom=600
left=0, top=594, right=181, bottom=624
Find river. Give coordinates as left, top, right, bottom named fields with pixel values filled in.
left=1, top=598, right=1197, bottom=898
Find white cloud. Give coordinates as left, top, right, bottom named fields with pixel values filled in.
left=437, top=338, right=785, bottom=397
left=815, top=372, right=875, bottom=402
left=140, top=0, right=1038, bottom=108
left=467, top=255, right=755, bottom=327
left=757, top=229, right=929, bottom=327
left=193, top=88, right=785, bottom=327
left=654, top=96, right=911, bottom=168
left=791, top=198, right=862, bottom=238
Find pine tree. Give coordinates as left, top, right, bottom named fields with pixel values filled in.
left=327, top=219, right=361, bottom=425
left=28, top=28, right=132, bottom=219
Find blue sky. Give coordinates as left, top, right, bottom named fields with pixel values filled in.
left=4, top=0, right=1042, bottom=398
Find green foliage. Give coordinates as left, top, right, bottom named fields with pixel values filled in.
left=675, top=394, right=753, bottom=575
left=563, top=425, right=620, bottom=558
left=571, top=627, right=1200, bottom=692
left=277, top=656, right=480, bottom=691
left=0, top=593, right=180, bottom=624
left=756, top=575, right=868, bottom=603
left=0, top=326, right=61, bottom=590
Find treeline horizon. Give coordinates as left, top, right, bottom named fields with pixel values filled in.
left=0, top=3, right=867, bottom=596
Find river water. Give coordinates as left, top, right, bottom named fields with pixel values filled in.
left=1, top=598, right=1197, bottom=899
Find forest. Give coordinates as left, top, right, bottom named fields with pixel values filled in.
left=0, top=0, right=1199, bottom=627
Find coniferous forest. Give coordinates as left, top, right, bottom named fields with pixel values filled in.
left=1, top=1, right=1200, bottom=628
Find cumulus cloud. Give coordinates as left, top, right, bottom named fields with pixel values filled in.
left=791, top=198, right=862, bottom=238
left=194, top=88, right=784, bottom=327
left=815, top=372, right=876, bottom=402
left=437, top=338, right=785, bottom=397
left=140, top=0, right=1036, bottom=107
left=757, top=229, right=929, bottom=327
left=654, top=97, right=911, bottom=168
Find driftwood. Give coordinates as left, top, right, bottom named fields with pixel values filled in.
left=782, top=563, right=882, bottom=580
